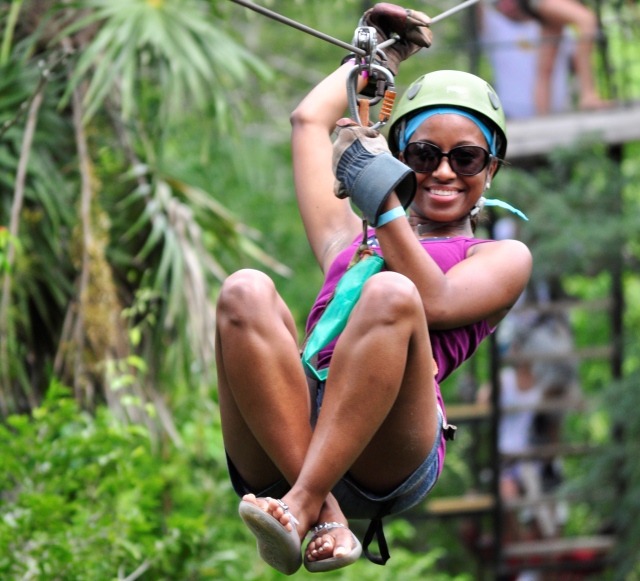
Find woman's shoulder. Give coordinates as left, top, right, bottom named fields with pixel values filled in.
left=467, top=237, right=530, bottom=258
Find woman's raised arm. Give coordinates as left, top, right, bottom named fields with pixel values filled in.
left=290, top=63, right=364, bottom=273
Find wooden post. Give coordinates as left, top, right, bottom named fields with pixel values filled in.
left=487, top=216, right=504, bottom=579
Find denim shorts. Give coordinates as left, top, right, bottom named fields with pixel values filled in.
left=226, top=385, right=443, bottom=520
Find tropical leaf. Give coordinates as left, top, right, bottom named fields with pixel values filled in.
left=58, top=0, right=272, bottom=123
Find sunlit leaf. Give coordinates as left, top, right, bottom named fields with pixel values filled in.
left=59, top=0, right=272, bottom=124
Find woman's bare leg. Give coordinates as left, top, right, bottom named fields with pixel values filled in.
left=216, top=269, right=352, bottom=554
left=535, top=0, right=609, bottom=110
left=535, top=23, right=562, bottom=115
left=216, top=269, right=312, bottom=490
left=277, top=272, right=440, bottom=562
left=218, top=270, right=440, bottom=565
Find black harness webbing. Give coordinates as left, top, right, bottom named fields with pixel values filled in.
left=362, top=516, right=391, bottom=565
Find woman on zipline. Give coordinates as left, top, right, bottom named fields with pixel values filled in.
left=215, top=3, right=532, bottom=574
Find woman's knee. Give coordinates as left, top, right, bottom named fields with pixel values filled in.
left=217, top=269, right=276, bottom=323
left=568, top=2, right=598, bottom=35
left=358, top=272, right=423, bottom=325
left=577, top=9, right=598, bottom=36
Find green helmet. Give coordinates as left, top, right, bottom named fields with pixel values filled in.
left=388, top=70, right=507, bottom=162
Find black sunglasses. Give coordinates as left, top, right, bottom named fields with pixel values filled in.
left=403, top=142, right=492, bottom=176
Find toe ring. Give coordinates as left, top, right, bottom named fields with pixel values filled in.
left=273, top=498, right=300, bottom=526
left=312, top=521, right=347, bottom=534
left=274, top=498, right=289, bottom=511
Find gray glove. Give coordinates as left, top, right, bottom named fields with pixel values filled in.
left=332, top=118, right=415, bottom=226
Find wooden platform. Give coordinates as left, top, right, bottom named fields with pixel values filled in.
left=446, top=402, right=492, bottom=422
left=424, top=490, right=598, bottom=516
left=503, top=493, right=569, bottom=511
left=511, top=298, right=611, bottom=315
left=501, top=442, right=595, bottom=462
left=506, top=100, right=640, bottom=160
left=503, top=535, right=616, bottom=559
left=446, top=397, right=584, bottom=422
left=426, top=493, right=496, bottom=516
left=503, top=344, right=613, bottom=365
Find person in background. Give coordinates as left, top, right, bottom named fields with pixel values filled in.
left=490, top=0, right=610, bottom=114
left=479, top=2, right=574, bottom=118
left=480, top=219, right=581, bottom=563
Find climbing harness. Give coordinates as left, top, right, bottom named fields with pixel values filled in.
left=302, top=225, right=384, bottom=383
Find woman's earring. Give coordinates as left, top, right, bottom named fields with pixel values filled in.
left=470, top=196, right=486, bottom=217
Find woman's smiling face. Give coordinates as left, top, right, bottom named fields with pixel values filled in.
left=401, top=113, right=497, bottom=224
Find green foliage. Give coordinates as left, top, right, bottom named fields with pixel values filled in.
left=492, top=139, right=639, bottom=283
left=0, top=379, right=253, bottom=580
left=0, top=0, right=292, bottom=409
left=0, top=381, right=468, bottom=580
left=564, top=364, right=640, bottom=579
left=0, top=43, right=77, bottom=397
left=61, top=0, right=272, bottom=124
left=0, top=225, right=18, bottom=273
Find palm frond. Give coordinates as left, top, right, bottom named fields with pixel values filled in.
left=58, top=0, right=272, bottom=123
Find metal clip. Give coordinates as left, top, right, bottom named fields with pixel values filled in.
left=345, top=26, right=396, bottom=130
left=346, top=63, right=395, bottom=129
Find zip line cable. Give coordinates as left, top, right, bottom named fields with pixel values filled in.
left=430, top=0, right=482, bottom=24
left=227, top=0, right=481, bottom=55
left=228, top=0, right=367, bottom=56
left=228, top=0, right=482, bottom=128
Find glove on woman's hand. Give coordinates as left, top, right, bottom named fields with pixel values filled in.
left=361, top=3, right=432, bottom=75
left=332, top=118, right=415, bottom=226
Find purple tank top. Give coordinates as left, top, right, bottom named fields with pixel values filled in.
left=305, top=231, right=494, bottom=475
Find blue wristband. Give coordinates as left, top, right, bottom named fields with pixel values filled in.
left=376, top=206, right=406, bottom=227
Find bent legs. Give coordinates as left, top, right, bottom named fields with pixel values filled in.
left=217, top=269, right=440, bottom=566
left=280, top=271, right=439, bottom=528
left=216, top=269, right=354, bottom=564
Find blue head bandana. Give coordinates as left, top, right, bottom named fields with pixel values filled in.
left=399, top=107, right=497, bottom=155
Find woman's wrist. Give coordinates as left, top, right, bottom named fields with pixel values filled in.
left=376, top=206, right=406, bottom=228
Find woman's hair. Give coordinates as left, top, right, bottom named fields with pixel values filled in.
left=470, top=212, right=481, bottom=233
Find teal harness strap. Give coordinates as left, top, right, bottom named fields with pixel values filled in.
left=302, top=252, right=384, bottom=382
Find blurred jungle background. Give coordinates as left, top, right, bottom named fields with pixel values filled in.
left=0, top=0, right=639, bottom=579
